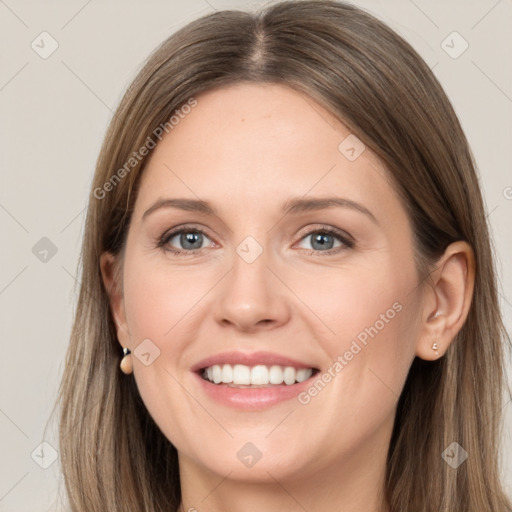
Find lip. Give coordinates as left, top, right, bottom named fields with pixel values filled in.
left=190, top=351, right=319, bottom=411
left=193, top=374, right=317, bottom=410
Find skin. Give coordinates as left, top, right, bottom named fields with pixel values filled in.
left=101, top=83, right=475, bottom=512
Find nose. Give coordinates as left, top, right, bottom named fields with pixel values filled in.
left=213, top=246, right=292, bottom=333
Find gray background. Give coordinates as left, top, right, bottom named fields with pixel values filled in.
left=0, top=0, right=510, bottom=510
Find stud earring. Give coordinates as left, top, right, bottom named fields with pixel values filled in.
left=431, top=340, right=439, bottom=357
left=120, top=347, right=133, bottom=374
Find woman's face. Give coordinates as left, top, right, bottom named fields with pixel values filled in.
left=109, top=83, right=426, bottom=483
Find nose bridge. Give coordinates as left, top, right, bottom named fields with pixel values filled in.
left=213, top=235, right=291, bottom=331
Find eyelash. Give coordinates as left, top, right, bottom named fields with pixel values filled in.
left=157, top=225, right=355, bottom=257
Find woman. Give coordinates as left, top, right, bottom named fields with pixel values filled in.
left=58, top=1, right=511, bottom=510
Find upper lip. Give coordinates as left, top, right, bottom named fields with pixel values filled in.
left=191, top=351, right=318, bottom=373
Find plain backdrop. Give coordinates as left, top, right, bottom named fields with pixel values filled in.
left=0, top=0, right=511, bottom=510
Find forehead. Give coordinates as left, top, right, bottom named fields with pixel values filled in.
left=148, top=82, right=348, bottom=167
left=134, top=82, right=403, bottom=228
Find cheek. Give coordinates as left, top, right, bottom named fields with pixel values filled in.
left=293, top=251, right=420, bottom=422
left=122, top=251, right=214, bottom=342
left=290, top=251, right=418, bottom=358
left=120, top=252, right=210, bottom=448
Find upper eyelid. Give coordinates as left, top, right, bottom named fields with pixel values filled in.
left=162, top=224, right=212, bottom=238
left=295, top=224, right=353, bottom=242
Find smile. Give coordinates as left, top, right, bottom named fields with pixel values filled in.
left=192, top=351, right=320, bottom=409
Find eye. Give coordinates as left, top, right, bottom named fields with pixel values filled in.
left=296, top=227, right=354, bottom=254
left=157, top=225, right=353, bottom=256
left=158, top=227, right=215, bottom=254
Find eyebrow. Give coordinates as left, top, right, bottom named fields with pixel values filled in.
left=282, top=197, right=378, bottom=224
left=142, top=196, right=378, bottom=225
left=143, top=198, right=217, bottom=219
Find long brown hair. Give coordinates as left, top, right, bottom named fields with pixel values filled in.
left=57, top=1, right=512, bottom=510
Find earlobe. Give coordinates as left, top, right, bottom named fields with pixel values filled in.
left=99, top=251, right=129, bottom=346
left=415, top=241, right=475, bottom=361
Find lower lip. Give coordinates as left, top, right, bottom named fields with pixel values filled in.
left=193, top=372, right=316, bottom=411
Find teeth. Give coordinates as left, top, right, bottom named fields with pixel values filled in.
left=212, top=365, right=222, bottom=384
left=295, top=368, right=311, bottom=383
left=202, top=364, right=313, bottom=386
left=221, top=364, right=233, bottom=384
left=283, top=366, right=295, bottom=385
left=269, top=365, right=284, bottom=384
left=233, top=364, right=250, bottom=385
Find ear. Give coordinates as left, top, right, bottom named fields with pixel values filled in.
left=100, top=251, right=130, bottom=349
left=415, top=241, right=475, bottom=360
